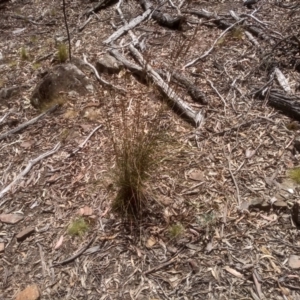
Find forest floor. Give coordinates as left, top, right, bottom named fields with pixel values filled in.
left=1, top=0, right=300, bottom=299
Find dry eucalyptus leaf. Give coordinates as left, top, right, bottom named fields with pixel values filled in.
left=288, top=255, right=300, bottom=269
left=54, top=235, right=64, bottom=250
left=224, top=266, right=244, bottom=279
left=245, top=148, right=256, bottom=158
left=20, top=141, right=33, bottom=148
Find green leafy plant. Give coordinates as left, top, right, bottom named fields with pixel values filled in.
left=67, top=217, right=89, bottom=236
left=168, top=223, right=184, bottom=239
left=56, top=43, right=68, bottom=63
left=288, top=167, right=300, bottom=184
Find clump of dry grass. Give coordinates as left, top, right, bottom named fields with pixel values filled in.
left=107, top=96, right=166, bottom=221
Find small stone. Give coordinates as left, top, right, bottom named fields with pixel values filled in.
left=16, top=227, right=35, bottom=242
left=288, top=255, right=300, bottom=269
left=0, top=213, right=23, bottom=224
left=95, top=54, right=122, bottom=74
left=15, top=284, right=40, bottom=300
left=0, top=242, right=5, bottom=252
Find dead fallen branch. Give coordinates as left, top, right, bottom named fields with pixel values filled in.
left=129, top=44, right=200, bottom=126
left=158, top=70, right=208, bottom=105
left=0, top=142, right=61, bottom=206
left=0, top=105, right=58, bottom=141
left=103, top=8, right=152, bottom=44
left=139, top=0, right=185, bottom=30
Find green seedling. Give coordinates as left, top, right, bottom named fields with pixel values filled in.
left=168, top=223, right=184, bottom=239
left=288, top=167, right=300, bottom=184
left=20, top=47, right=28, bottom=60
left=57, top=43, right=68, bottom=63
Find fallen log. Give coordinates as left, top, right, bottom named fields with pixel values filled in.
left=129, top=45, right=201, bottom=126
left=253, top=87, right=300, bottom=120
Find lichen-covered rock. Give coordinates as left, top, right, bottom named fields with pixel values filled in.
left=30, top=63, right=93, bottom=109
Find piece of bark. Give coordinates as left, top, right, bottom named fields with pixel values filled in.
left=16, top=227, right=35, bottom=242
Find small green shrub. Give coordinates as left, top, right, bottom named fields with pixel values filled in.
left=57, top=43, right=68, bottom=63
left=67, top=217, right=89, bottom=236
left=168, top=223, right=184, bottom=239
left=288, top=167, right=300, bottom=184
